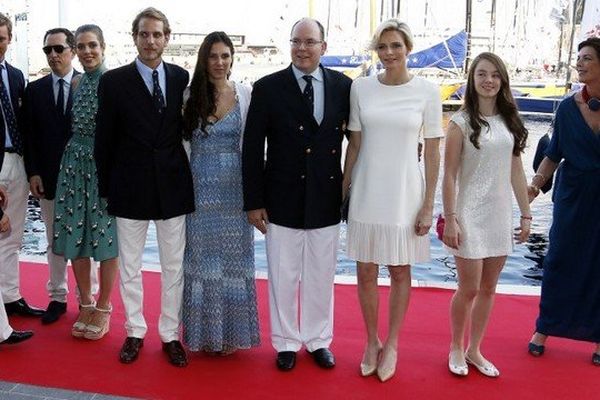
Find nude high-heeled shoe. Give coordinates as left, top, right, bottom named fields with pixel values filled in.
left=376, top=347, right=397, bottom=382
left=360, top=342, right=382, bottom=377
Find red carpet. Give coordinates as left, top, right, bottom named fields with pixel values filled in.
left=0, top=262, right=598, bottom=399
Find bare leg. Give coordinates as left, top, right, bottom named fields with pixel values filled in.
left=384, top=265, right=411, bottom=351
left=449, top=257, right=482, bottom=367
left=465, top=256, right=505, bottom=366
left=96, top=257, right=119, bottom=310
left=376, top=264, right=410, bottom=381
left=357, top=262, right=381, bottom=369
left=71, top=258, right=93, bottom=305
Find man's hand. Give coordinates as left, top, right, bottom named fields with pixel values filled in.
left=30, top=175, right=45, bottom=199
left=246, top=208, right=269, bottom=234
left=0, top=214, right=10, bottom=233
left=0, top=186, right=7, bottom=208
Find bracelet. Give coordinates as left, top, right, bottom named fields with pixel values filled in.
left=520, top=215, right=533, bottom=220
left=443, top=212, right=456, bottom=218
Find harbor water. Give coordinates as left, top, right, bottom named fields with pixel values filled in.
left=22, top=113, right=554, bottom=286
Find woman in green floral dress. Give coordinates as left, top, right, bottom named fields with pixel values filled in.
left=53, top=24, right=118, bottom=340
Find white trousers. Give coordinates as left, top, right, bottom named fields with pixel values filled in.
left=266, top=223, right=339, bottom=352
left=117, top=216, right=185, bottom=342
left=0, top=154, right=29, bottom=303
left=40, top=199, right=68, bottom=302
left=0, top=299, right=12, bottom=341
left=41, top=199, right=99, bottom=301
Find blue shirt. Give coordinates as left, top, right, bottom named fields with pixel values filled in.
left=135, top=57, right=167, bottom=107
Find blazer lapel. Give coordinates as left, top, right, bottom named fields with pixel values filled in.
left=317, top=65, right=336, bottom=134
left=40, top=75, right=58, bottom=117
left=6, top=63, right=21, bottom=113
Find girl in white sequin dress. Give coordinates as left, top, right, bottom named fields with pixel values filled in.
left=442, top=52, right=531, bottom=378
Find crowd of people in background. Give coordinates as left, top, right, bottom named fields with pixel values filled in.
left=0, top=6, right=598, bottom=383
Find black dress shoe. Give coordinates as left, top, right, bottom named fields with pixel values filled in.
left=41, top=301, right=67, bottom=324
left=1, top=330, right=34, bottom=344
left=162, top=340, right=188, bottom=367
left=308, top=348, right=335, bottom=369
left=119, top=337, right=144, bottom=364
left=5, top=298, right=45, bottom=317
left=593, top=353, right=600, bottom=366
left=276, top=351, right=297, bottom=371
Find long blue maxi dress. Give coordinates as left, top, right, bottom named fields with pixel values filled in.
left=182, top=103, right=260, bottom=352
left=536, top=95, right=600, bottom=342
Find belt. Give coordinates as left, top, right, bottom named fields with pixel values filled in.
left=4, top=147, right=18, bottom=154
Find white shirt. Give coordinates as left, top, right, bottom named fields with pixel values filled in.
left=51, top=68, right=74, bottom=113
left=291, top=64, right=324, bottom=124
left=135, top=57, right=167, bottom=107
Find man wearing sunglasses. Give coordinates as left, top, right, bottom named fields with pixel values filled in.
left=22, top=28, right=80, bottom=324
left=0, top=13, right=45, bottom=320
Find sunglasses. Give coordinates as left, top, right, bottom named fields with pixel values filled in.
left=42, top=45, right=71, bottom=55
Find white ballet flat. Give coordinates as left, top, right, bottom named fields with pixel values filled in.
left=448, top=350, right=468, bottom=376
left=465, top=354, right=500, bottom=377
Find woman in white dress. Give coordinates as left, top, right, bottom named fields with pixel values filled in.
left=442, top=52, right=530, bottom=377
left=343, top=19, right=443, bottom=382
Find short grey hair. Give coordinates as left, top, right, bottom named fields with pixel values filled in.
left=369, top=18, right=413, bottom=52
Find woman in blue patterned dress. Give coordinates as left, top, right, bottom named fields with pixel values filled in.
left=53, top=25, right=118, bottom=341
left=181, top=31, right=259, bottom=354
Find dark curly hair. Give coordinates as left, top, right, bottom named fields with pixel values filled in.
left=182, top=31, right=235, bottom=139
left=462, top=52, right=528, bottom=156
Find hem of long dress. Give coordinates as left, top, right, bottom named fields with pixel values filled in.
left=185, top=341, right=261, bottom=353
left=346, top=219, right=430, bottom=265
left=536, top=324, right=600, bottom=343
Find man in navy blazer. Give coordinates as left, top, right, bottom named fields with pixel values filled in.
left=0, top=13, right=44, bottom=319
left=95, top=7, right=193, bottom=367
left=22, top=27, right=80, bottom=324
left=0, top=97, right=33, bottom=345
left=242, top=18, right=352, bottom=371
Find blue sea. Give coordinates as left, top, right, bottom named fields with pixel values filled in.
left=22, top=113, right=554, bottom=286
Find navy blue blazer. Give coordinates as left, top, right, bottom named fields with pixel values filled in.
left=0, top=62, right=25, bottom=218
left=22, top=71, right=79, bottom=200
left=95, top=61, right=194, bottom=220
left=1, top=62, right=25, bottom=150
left=242, top=64, right=352, bottom=229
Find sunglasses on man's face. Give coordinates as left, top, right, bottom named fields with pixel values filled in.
left=43, top=45, right=70, bottom=55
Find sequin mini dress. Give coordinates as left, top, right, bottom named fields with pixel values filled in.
left=446, top=111, right=514, bottom=259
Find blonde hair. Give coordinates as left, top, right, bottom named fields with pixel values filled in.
left=369, top=18, right=413, bottom=52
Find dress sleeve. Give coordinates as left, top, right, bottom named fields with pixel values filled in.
left=449, top=111, right=468, bottom=135
left=422, top=80, right=444, bottom=139
left=545, top=107, right=563, bottom=163
left=347, top=78, right=361, bottom=132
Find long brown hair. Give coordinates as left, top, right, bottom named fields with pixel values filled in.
left=462, top=52, right=527, bottom=155
left=182, top=31, right=235, bottom=139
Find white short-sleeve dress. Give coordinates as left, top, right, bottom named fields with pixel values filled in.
left=446, top=111, right=514, bottom=259
left=346, top=75, right=443, bottom=265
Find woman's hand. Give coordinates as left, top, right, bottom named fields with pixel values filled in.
left=442, top=217, right=461, bottom=249
left=527, top=184, right=540, bottom=203
left=515, top=217, right=531, bottom=243
left=414, top=207, right=433, bottom=236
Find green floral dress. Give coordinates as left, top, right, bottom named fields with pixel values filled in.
left=52, top=64, right=117, bottom=261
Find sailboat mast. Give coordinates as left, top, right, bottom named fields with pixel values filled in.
left=490, top=0, right=497, bottom=53
left=564, top=0, right=585, bottom=92
left=464, top=0, right=473, bottom=73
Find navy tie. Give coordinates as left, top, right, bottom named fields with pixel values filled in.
left=152, top=70, right=165, bottom=112
left=56, top=78, right=65, bottom=117
left=302, top=75, right=314, bottom=114
left=0, top=64, right=22, bottom=155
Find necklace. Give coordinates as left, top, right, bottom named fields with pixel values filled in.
left=581, top=85, right=600, bottom=111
